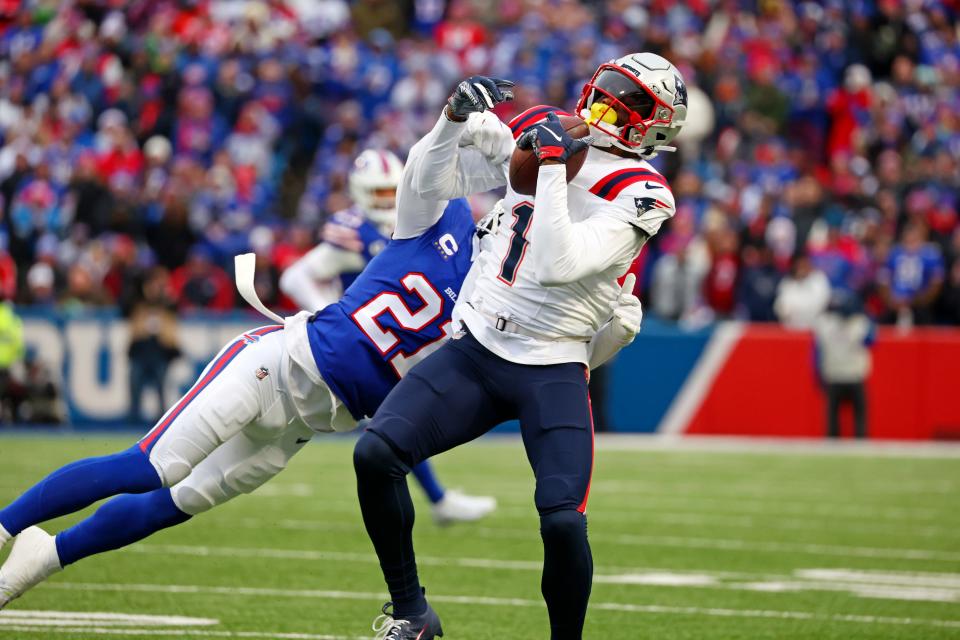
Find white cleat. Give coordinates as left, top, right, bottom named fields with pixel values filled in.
left=0, top=527, right=63, bottom=610
left=431, top=489, right=497, bottom=527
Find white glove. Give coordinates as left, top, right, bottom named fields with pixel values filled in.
left=461, top=111, right=515, bottom=165
left=473, top=199, right=504, bottom=256
left=610, top=273, right=643, bottom=345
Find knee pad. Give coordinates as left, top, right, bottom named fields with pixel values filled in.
left=223, top=456, right=286, bottom=496
left=540, top=509, right=587, bottom=546
left=353, top=431, right=407, bottom=479
left=170, top=483, right=218, bottom=516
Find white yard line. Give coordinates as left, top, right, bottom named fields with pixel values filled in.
left=795, top=569, right=960, bottom=588
left=130, top=535, right=960, bottom=572
left=467, top=528, right=960, bottom=562
left=43, top=582, right=960, bottom=629
left=0, top=611, right=217, bottom=626
left=125, top=544, right=960, bottom=604
left=486, top=507, right=954, bottom=538
left=594, top=568, right=960, bottom=603
left=127, top=544, right=545, bottom=572
left=224, top=509, right=955, bottom=540
left=0, top=626, right=364, bottom=639
left=247, top=492, right=949, bottom=524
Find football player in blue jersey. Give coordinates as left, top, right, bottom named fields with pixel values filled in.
left=279, top=149, right=496, bottom=526
left=0, top=112, right=520, bottom=609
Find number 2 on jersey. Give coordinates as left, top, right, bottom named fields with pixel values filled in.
left=351, top=272, right=452, bottom=377
left=497, top=202, right=534, bottom=285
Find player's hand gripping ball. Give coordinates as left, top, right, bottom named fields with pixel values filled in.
left=509, top=112, right=591, bottom=195
left=446, top=76, right=515, bottom=121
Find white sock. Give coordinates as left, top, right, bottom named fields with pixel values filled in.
left=0, top=524, right=10, bottom=548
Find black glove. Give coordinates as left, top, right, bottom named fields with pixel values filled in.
left=516, top=112, right=592, bottom=164
left=446, top=76, right=515, bottom=121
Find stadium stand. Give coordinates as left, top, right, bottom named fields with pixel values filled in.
left=0, top=0, right=956, bottom=328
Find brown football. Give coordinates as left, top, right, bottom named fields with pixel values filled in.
left=509, top=114, right=589, bottom=196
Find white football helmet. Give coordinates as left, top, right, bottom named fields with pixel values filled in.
left=348, top=149, right=404, bottom=228
left=576, top=52, right=688, bottom=157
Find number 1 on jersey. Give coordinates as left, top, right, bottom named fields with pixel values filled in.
left=497, top=202, right=534, bottom=285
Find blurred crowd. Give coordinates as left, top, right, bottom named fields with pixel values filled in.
left=0, top=0, right=957, bottom=330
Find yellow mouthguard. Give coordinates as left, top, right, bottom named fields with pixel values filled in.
left=587, top=102, right=618, bottom=125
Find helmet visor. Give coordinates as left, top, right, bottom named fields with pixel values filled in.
left=589, top=68, right=658, bottom=122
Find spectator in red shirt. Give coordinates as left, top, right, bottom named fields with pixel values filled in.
left=0, top=243, right=16, bottom=301
left=703, top=228, right=741, bottom=317
left=169, top=246, right=234, bottom=312
left=826, top=64, right=872, bottom=160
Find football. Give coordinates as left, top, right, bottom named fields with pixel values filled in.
left=508, top=114, right=590, bottom=195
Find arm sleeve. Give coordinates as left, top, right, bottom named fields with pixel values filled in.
left=410, top=112, right=510, bottom=198
left=394, top=112, right=513, bottom=239
left=530, top=165, right=648, bottom=286
left=278, top=243, right=364, bottom=311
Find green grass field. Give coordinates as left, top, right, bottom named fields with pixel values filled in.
left=0, top=434, right=958, bottom=639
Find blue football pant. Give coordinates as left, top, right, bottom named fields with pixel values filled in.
left=354, top=331, right=594, bottom=638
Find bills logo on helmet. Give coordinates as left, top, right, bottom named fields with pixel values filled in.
left=674, top=75, right=688, bottom=107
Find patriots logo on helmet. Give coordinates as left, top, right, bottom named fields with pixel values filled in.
left=674, top=75, right=688, bottom=107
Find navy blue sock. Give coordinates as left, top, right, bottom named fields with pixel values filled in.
left=56, top=488, right=191, bottom=566
left=541, top=509, right=593, bottom=640
left=0, top=446, right=162, bottom=536
left=354, top=432, right=427, bottom=618
left=411, top=461, right=445, bottom=504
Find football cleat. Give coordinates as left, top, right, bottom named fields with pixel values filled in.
left=431, top=489, right=497, bottom=527
left=372, top=600, right=444, bottom=640
left=0, top=527, right=63, bottom=610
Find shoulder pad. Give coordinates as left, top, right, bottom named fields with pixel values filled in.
left=593, top=169, right=676, bottom=236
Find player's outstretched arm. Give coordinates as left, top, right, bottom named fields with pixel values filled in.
left=279, top=242, right=364, bottom=311
left=406, top=77, right=514, bottom=203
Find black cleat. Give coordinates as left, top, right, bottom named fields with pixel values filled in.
left=372, top=600, right=444, bottom=640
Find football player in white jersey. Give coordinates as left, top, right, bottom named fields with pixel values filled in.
left=352, top=56, right=683, bottom=639
left=280, top=150, right=497, bottom=526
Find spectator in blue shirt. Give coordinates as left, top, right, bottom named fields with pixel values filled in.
left=879, top=222, right=946, bottom=325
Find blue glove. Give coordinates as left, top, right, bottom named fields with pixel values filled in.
left=516, top=112, right=592, bottom=164
left=447, top=76, right=515, bottom=121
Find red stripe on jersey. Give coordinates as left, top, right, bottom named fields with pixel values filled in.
left=589, top=168, right=670, bottom=201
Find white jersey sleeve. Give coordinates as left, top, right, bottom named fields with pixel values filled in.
left=394, top=110, right=511, bottom=240
left=530, top=165, right=647, bottom=286
left=278, top=243, right=365, bottom=311
left=611, top=181, right=677, bottom=238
